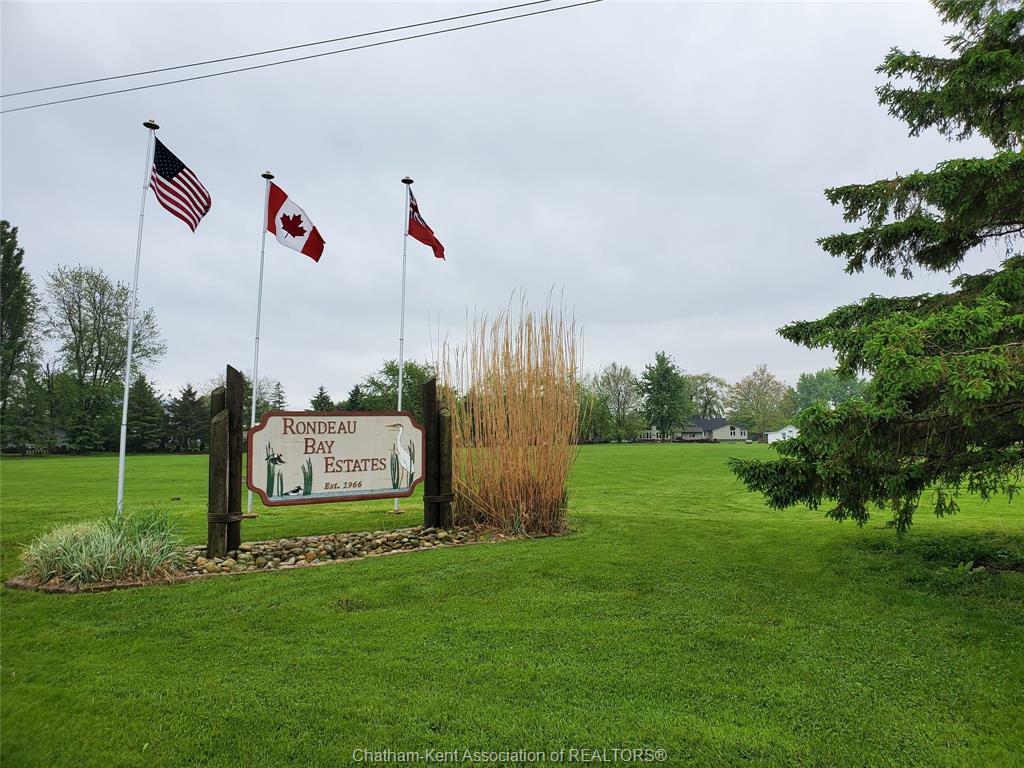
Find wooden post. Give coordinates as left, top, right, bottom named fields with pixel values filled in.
left=423, top=377, right=441, bottom=529
left=438, top=406, right=453, bottom=528
left=207, top=387, right=229, bottom=557
left=207, top=365, right=244, bottom=557
left=423, top=376, right=454, bottom=529
left=225, top=365, right=243, bottom=550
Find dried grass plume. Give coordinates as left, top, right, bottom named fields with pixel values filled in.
left=440, top=297, right=582, bottom=535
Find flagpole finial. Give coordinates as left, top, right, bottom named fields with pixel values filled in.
left=401, top=177, right=414, bottom=185
left=262, top=171, right=275, bottom=180
left=143, top=119, right=159, bottom=130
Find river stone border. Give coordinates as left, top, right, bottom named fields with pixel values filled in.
left=5, top=526, right=509, bottom=594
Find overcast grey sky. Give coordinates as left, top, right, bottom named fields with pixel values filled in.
left=0, top=1, right=1001, bottom=406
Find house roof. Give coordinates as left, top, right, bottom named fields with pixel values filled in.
left=688, top=417, right=731, bottom=431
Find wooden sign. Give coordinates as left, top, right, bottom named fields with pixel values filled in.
left=247, top=411, right=425, bottom=506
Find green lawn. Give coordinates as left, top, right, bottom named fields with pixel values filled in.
left=1, top=444, right=1022, bottom=767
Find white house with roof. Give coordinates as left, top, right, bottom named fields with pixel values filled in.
left=639, top=418, right=748, bottom=442
left=767, top=425, right=799, bottom=443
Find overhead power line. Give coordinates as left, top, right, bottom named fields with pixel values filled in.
left=1, top=0, right=554, bottom=98
left=1, top=0, right=604, bottom=114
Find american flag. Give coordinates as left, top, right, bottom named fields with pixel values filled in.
left=149, top=138, right=211, bottom=231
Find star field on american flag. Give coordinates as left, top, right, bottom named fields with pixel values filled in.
left=149, top=138, right=211, bottom=231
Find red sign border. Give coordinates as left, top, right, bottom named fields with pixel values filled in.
left=246, top=410, right=427, bottom=507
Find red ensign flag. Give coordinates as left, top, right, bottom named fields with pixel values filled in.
left=266, top=182, right=325, bottom=262
left=408, top=189, right=445, bottom=260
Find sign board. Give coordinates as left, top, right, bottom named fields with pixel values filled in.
left=246, top=411, right=425, bottom=506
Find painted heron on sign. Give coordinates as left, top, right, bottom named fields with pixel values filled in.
left=386, top=423, right=412, bottom=484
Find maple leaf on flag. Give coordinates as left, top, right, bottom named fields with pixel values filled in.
left=280, top=213, right=306, bottom=238
left=265, top=183, right=325, bottom=261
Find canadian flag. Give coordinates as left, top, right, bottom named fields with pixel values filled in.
left=266, top=182, right=325, bottom=262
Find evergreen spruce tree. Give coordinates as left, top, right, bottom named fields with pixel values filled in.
left=340, top=384, right=366, bottom=411
left=167, top=385, right=206, bottom=451
left=731, top=0, right=1023, bottom=531
left=126, top=375, right=168, bottom=452
left=309, top=386, right=334, bottom=411
left=0, top=221, right=39, bottom=424
left=2, top=361, right=52, bottom=450
left=268, top=381, right=287, bottom=411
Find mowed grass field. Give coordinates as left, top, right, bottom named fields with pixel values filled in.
left=1, top=444, right=1022, bottom=767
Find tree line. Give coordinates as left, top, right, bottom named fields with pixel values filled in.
left=0, top=227, right=293, bottom=453
left=578, top=351, right=868, bottom=443
left=1, top=220, right=864, bottom=453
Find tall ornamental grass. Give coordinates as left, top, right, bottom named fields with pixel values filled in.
left=441, top=299, right=582, bottom=535
left=19, top=509, right=184, bottom=585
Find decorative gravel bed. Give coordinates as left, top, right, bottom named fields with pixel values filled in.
left=184, top=526, right=495, bottom=575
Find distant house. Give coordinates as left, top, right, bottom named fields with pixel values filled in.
left=685, top=418, right=748, bottom=442
left=767, top=425, right=799, bottom=443
left=639, top=418, right=748, bottom=442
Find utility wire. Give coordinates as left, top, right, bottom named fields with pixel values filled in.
left=2, top=0, right=554, bottom=98
left=2, top=0, right=603, bottom=114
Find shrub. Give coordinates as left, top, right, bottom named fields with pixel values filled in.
left=19, top=509, right=184, bottom=585
left=441, top=298, right=581, bottom=535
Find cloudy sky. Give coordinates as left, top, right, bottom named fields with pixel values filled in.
left=1, top=0, right=1001, bottom=407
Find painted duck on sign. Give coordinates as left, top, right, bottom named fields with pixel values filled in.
left=263, top=443, right=313, bottom=498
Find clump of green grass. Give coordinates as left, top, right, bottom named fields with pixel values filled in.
left=18, top=509, right=184, bottom=586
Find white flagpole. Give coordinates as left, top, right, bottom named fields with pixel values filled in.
left=395, top=176, right=413, bottom=512
left=248, top=171, right=275, bottom=516
left=116, top=119, right=159, bottom=517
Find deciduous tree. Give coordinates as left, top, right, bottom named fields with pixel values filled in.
left=792, top=369, right=868, bottom=411
left=595, top=363, right=644, bottom=441
left=639, top=351, right=692, bottom=439
left=731, top=0, right=1024, bottom=531
left=726, top=365, right=795, bottom=434
left=689, top=373, right=728, bottom=419
left=578, top=374, right=614, bottom=442
left=43, top=265, right=164, bottom=450
left=359, top=360, right=435, bottom=424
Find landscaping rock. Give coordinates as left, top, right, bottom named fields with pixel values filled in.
left=175, top=526, right=505, bottom=580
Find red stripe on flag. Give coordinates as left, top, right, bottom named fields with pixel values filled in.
left=266, top=182, right=288, bottom=234
left=150, top=178, right=200, bottom=231
left=174, top=170, right=210, bottom=211
left=152, top=174, right=204, bottom=220
left=301, top=227, right=325, bottom=262
left=150, top=175, right=202, bottom=230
